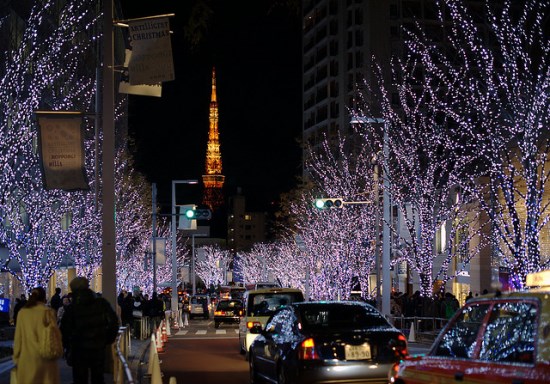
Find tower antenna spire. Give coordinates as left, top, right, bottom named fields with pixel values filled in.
left=202, top=67, right=225, bottom=210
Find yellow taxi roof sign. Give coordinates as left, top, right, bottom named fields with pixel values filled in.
left=526, top=270, right=550, bottom=288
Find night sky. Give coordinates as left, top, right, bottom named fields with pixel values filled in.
left=119, top=1, right=303, bottom=214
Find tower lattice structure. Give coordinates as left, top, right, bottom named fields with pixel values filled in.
left=202, top=67, right=225, bottom=211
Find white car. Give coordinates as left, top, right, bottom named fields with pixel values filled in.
left=189, top=294, right=210, bottom=319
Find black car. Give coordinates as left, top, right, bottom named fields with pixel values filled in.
left=249, top=301, right=408, bottom=384
left=214, top=299, right=243, bottom=328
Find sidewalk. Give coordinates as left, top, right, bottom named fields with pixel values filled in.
left=0, top=327, right=151, bottom=384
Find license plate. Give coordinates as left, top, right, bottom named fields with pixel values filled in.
left=345, top=343, right=371, bottom=360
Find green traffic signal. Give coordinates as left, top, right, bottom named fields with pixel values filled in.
left=314, top=198, right=344, bottom=209
left=185, top=209, right=196, bottom=219
left=183, top=208, right=212, bottom=220
left=315, top=199, right=326, bottom=209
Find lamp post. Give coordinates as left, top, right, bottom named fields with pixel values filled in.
left=171, top=180, right=198, bottom=320
left=152, top=183, right=158, bottom=295
left=350, top=116, right=391, bottom=318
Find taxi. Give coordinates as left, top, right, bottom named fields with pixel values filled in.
left=238, top=287, right=304, bottom=358
left=389, top=270, right=550, bottom=384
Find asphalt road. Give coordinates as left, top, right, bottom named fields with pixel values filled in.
left=157, top=318, right=431, bottom=384
left=161, top=334, right=249, bottom=384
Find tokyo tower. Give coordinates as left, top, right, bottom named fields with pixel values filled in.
left=202, top=67, right=225, bottom=211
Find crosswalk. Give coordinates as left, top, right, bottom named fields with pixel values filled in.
left=175, top=328, right=239, bottom=336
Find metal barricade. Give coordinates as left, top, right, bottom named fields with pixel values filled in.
left=113, top=326, right=134, bottom=384
left=133, top=316, right=151, bottom=340
left=389, top=316, right=448, bottom=343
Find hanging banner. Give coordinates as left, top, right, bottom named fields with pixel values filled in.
left=119, top=49, right=162, bottom=97
left=128, top=17, right=175, bottom=85
left=36, top=111, right=89, bottom=191
left=149, top=237, right=167, bottom=265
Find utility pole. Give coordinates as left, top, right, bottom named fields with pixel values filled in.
left=101, top=0, right=116, bottom=308
left=152, top=183, right=157, bottom=294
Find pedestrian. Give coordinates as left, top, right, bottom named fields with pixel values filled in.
left=149, top=292, right=165, bottom=332
left=119, top=290, right=134, bottom=333
left=60, top=277, right=119, bottom=384
left=132, top=291, right=145, bottom=338
left=12, top=286, right=60, bottom=384
left=443, top=292, right=460, bottom=319
left=57, top=294, right=72, bottom=325
left=13, top=294, right=27, bottom=326
left=50, top=287, right=62, bottom=312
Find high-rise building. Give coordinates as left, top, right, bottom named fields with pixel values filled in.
left=227, top=189, right=266, bottom=254
left=202, top=67, right=225, bottom=211
left=302, top=1, right=391, bottom=156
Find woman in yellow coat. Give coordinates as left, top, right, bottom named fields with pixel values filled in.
left=13, top=287, right=60, bottom=384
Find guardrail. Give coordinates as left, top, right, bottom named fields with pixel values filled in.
left=388, top=316, right=449, bottom=343
left=113, top=326, right=134, bottom=384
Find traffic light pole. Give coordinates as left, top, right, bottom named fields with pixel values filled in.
left=381, top=129, right=391, bottom=318
left=171, top=180, right=198, bottom=324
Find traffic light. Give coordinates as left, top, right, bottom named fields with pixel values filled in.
left=183, top=207, right=212, bottom=220
left=179, top=204, right=197, bottom=229
left=314, top=198, right=344, bottom=209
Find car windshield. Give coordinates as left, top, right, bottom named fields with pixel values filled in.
left=248, top=292, right=303, bottom=317
left=298, top=303, right=389, bottom=330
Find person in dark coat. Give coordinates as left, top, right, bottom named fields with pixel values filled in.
left=13, top=294, right=27, bottom=326
left=119, top=290, right=134, bottom=333
left=149, top=292, right=164, bottom=331
left=60, top=277, right=119, bottom=384
left=50, top=287, right=62, bottom=312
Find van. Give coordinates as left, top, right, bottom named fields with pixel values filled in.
left=238, top=287, right=304, bottom=357
left=229, top=286, right=246, bottom=301
left=189, top=294, right=210, bottom=319
left=244, top=281, right=281, bottom=290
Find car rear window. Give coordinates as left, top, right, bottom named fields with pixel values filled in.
left=191, top=296, right=208, bottom=304
left=247, top=292, right=303, bottom=317
left=217, top=300, right=242, bottom=310
left=298, top=303, right=389, bottom=330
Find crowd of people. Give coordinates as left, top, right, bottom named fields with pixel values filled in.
left=9, top=279, right=183, bottom=384
left=116, top=289, right=169, bottom=338
left=387, top=289, right=490, bottom=331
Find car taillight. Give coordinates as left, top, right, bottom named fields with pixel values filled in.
left=247, top=321, right=261, bottom=329
left=392, top=334, right=409, bottom=358
left=388, top=362, right=400, bottom=383
left=214, top=310, right=225, bottom=316
left=299, top=338, right=320, bottom=360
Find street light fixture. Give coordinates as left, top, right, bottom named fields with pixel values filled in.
left=171, top=179, right=198, bottom=320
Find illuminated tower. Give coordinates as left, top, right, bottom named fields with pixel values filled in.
left=202, top=67, right=225, bottom=211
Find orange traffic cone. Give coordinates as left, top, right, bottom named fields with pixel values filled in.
left=162, top=321, right=168, bottom=343
left=156, top=330, right=164, bottom=353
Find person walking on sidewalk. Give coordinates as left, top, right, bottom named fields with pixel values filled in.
left=50, top=287, right=62, bottom=313
left=13, top=286, right=60, bottom=384
left=60, top=277, right=119, bottom=384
